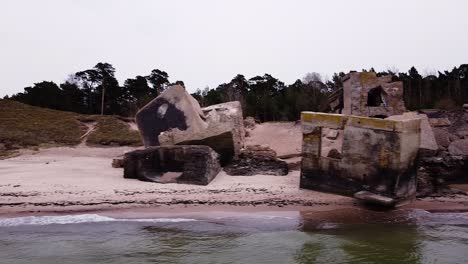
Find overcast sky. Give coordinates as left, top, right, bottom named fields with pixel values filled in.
left=1, top=0, right=467, bottom=96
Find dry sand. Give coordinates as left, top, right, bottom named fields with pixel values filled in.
left=0, top=145, right=355, bottom=215
left=246, top=121, right=302, bottom=157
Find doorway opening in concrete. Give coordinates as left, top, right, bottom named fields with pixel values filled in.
left=367, top=86, right=385, bottom=107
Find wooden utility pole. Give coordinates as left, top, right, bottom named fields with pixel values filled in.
left=100, top=82, right=105, bottom=115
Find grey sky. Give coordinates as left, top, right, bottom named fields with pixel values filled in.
left=1, top=0, right=467, bottom=97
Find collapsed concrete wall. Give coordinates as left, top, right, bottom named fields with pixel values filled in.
left=136, top=85, right=207, bottom=146
left=300, top=112, right=421, bottom=205
left=136, top=85, right=244, bottom=164
left=159, top=101, right=245, bottom=165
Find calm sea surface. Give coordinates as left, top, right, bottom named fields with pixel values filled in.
left=0, top=209, right=467, bottom=264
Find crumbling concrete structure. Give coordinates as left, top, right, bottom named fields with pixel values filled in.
left=136, top=85, right=245, bottom=164
left=300, top=112, right=421, bottom=205
left=224, top=145, right=289, bottom=176
left=159, top=101, right=245, bottom=165
left=123, top=145, right=221, bottom=185
left=387, top=112, right=439, bottom=156
left=329, top=72, right=406, bottom=118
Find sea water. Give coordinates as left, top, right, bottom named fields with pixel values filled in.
left=0, top=210, right=467, bottom=264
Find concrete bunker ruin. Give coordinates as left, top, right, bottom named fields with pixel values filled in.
left=329, top=72, right=406, bottom=119
left=300, top=112, right=421, bottom=205
left=123, top=145, right=221, bottom=186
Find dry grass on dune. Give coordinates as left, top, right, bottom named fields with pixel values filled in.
left=87, top=116, right=142, bottom=146
left=0, top=99, right=84, bottom=148
left=0, top=100, right=142, bottom=155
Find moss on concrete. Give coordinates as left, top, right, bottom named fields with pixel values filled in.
left=301, top=112, right=345, bottom=128
left=359, top=71, right=378, bottom=86
left=347, top=116, right=396, bottom=131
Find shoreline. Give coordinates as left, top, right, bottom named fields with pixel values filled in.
left=1, top=197, right=468, bottom=219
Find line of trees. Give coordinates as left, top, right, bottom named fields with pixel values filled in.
left=4, top=63, right=176, bottom=117
left=192, top=73, right=331, bottom=121
left=398, top=66, right=468, bottom=110
left=4, top=63, right=467, bottom=121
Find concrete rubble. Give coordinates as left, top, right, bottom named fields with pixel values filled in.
left=416, top=109, right=468, bottom=189
left=136, top=85, right=245, bottom=165
left=136, top=85, right=206, bottom=147
left=123, top=145, right=221, bottom=186
left=224, top=145, right=288, bottom=176
left=243, top=116, right=257, bottom=129
left=127, top=85, right=247, bottom=185
left=354, top=191, right=396, bottom=206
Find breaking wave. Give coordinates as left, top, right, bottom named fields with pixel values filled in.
left=0, top=214, right=198, bottom=227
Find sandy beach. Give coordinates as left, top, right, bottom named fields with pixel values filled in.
left=1, top=143, right=468, bottom=217
left=0, top=145, right=351, bottom=214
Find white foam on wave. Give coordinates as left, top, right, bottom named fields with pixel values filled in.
left=0, top=214, right=198, bottom=227
left=316, top=222, right=340, bottom=230
left=214, top=215, right=295, bottom=220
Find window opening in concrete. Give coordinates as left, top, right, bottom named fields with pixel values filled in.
left=367, top=86, right=385, bottom=107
